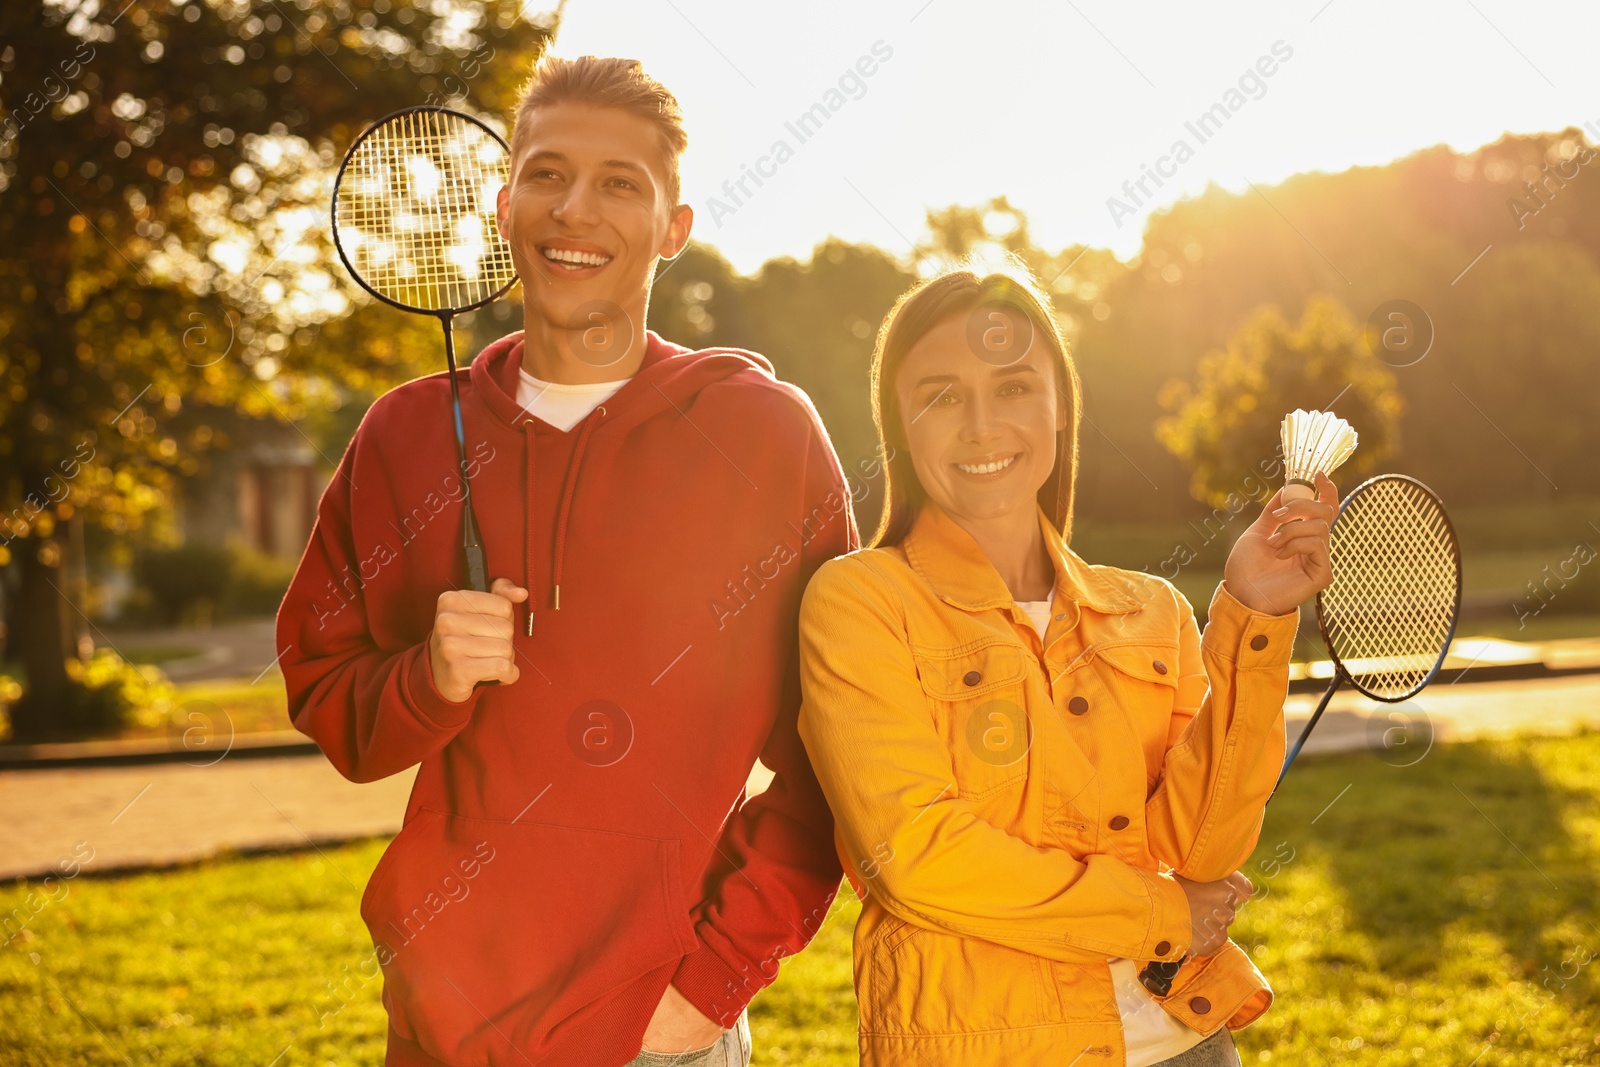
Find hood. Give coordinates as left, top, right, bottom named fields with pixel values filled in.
left=468, top=328, right=773, bottom=435
left=466, top=329, right=774, bottom=634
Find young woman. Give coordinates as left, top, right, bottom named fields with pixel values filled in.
left=796, top=261, right=1336, bottom=1066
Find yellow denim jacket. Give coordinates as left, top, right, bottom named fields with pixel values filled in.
left=796, top=500, right=1301, bottom=1066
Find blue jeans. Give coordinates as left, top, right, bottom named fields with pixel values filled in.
left=1151, top=1026, right=1243, bottom=1066
left=624, top=1009, right=751, bottom=1067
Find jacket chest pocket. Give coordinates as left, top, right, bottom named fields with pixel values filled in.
left=1092, top=640, right=1182, bottom=759
left=911, top=641, right=1033, bottom=799
left=1094, top=643, right=1184, bottom=700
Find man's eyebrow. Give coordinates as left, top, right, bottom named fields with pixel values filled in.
left=912, top=364, right=1043, bottom=388
left=522, top=150, right=649, bottom=176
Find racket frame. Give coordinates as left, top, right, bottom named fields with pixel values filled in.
left=330, top=104, right=518, bottom=318
left=330, top=105, right=518, bottom=598
left=1280, top=474, right=1462, bottom=779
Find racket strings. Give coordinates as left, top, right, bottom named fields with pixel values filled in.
left=1322, top=480, right=1459, bottom=699
left=333, top=109, right=517, bottom=313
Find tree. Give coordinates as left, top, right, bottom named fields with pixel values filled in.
left=913, top=195, right=1035, bottom=276
left=1155, top=294, right=1401, bottom=508
left=0, top=0, right=557, bottom=740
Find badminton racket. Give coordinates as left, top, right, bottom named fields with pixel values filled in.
left=1140, top=474, right=1463, bottom=995
left=331, top=105, right=517, bottom=597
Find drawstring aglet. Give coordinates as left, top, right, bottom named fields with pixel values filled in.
left=552, top=584, right=560, bottom=610
left=526, top=610, right=534, bottom=637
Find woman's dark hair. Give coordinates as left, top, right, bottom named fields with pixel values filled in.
left=867, top=256, right=1083, bottom=548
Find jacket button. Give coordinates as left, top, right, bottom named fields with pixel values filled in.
left=1250, top=634, right=1269, bottom=651
left=1054, top=613, right=1067, bottom=621
left=1068, top=696, right=1089, bottom=716
left=1109, top=815, right=1130, bottom=830
left=1154, top=940, right=1171, bottom=956
left=1152, top=659, right=1168, bottom=674
left=963, top=670, right=981, bottom=686
left=1190, top=996, right=1211, bottom=1014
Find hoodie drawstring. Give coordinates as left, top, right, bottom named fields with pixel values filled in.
left=522, top=406, right=605, bottom=636
left=552, top=407, right=603, bottom=610
left=522, top=423, right=537, bottom=636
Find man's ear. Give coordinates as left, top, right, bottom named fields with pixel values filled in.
left=496, top=184, right=510, bottom=240
left=658, top=203, right=694, bottom=261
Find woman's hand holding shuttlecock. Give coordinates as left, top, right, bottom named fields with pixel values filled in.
left=1224, top=471, right=1338, bottom=616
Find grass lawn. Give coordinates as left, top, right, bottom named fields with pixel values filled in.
left=117, top=645, right=208, bottom=667
left=154, top=671, right=291, bottom=739
left=5, top=732, right=1599, bottom=1065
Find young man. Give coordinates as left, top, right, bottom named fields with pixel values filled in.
left=277, top=56, right=858, bottom=1067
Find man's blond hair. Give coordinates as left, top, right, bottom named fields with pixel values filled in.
left=511, top=55, right=688, bottom=207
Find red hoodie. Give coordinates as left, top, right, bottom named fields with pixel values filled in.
left=276, top=329, right=859, bottom=1067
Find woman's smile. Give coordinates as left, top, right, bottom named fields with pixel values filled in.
left=953, top=452, right=1021, bottom=478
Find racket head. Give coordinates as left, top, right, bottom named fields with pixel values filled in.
left=331, top=105, right=518, bottom=316
left=1315, top=474, right=1463, bottom=702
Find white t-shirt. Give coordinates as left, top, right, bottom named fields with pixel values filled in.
left=515, top=367, right=632, bottom=432
left=1014, top=594, right=1207, bottom=1066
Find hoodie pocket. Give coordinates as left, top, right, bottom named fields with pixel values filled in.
left=360, top=808, right=699, bottom=1066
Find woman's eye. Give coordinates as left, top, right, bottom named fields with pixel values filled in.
left=998, top=379, right=1031, bottom=396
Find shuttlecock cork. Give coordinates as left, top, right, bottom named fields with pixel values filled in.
left=1279, top=409, right=1357, bottom=503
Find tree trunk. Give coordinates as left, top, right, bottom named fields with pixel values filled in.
left=64, top=515, right=92, bottom=661
left=7, top=533, right=73, bottom=742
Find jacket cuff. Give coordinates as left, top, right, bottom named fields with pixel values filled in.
left=1204, top=581, right=1301, bottom=667
left=1133, top=866, right=1193, bottom=961
left=402, top=636, right=480, bottom=729
left=670, top=942, right=757, bottom=1029
left=1149, top=939, right=1274, bottom=1032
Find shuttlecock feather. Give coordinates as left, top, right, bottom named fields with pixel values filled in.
left=1279, top=409, right=1357, bottom=501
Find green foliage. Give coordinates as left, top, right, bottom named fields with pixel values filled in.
left=128, top=542, right=297, bottom=625
left=0, top=670, right=21, bottom=742
left=218, top=545, right=299, bottom=618
left=4, top=648, right=173, bottom=742
left=132, top=544, right=231, bottom=626
left=1154, top=294, right=1402, bottom=508
left=0, top=0, right=557, bottom=538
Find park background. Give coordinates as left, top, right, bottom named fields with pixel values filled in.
left=3, top=0, right=1600, bottom=1063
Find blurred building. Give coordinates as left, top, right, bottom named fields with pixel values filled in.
left=179, top=419, right=327, bottom=561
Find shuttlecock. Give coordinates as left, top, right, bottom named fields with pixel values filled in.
left=1279, top=409, right=1357, bottom=502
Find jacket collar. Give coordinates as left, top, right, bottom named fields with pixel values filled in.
left=901, top=500, right=1147, bottom=615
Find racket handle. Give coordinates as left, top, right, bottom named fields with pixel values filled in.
left=1139, top=957, right=1184, bottom=996
left=461, top=517, right=501, bottom=689
left=464, top=539, right=489, bottom=594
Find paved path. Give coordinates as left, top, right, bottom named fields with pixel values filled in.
left=0, top=753, right=416, bottom=882
left=4, top=675, right=1599, bottom=882
left=98, top=618, right=281, bottom=682
left=1283, top=672, right=1600, bottom=759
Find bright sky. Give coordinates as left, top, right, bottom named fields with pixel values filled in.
left=551, top=0, right=1600, bottom=273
